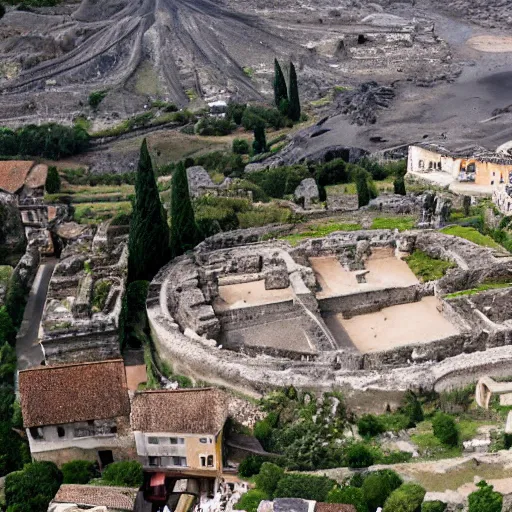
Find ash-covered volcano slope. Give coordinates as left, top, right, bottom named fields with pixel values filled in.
left=0, top=0, right=455, bottom=124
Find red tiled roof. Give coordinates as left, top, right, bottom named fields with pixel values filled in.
left=0, top=160, right=34, bottom=194
left=315, top=503, right=357, bottom=512
left=131, top=388, right=228, bottom=434
left=25, top=163, right=48, bottom=189
left=19, top=359, right=130, bottom=428
left=53, top=484, right=138, bottom=510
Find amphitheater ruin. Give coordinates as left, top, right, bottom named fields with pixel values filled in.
left=148, top=226, right=512, bottom=409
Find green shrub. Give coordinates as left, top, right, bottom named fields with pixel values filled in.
left=327, top=486, right=367, bottom=512
left=237, top=206, right=292, bottom=229
left=233, top=138, right=250, bottom=154
left=383, top=483, right=426, bottom=512
left=111, top=212, right=132, bottom=226
left=358, top=414, right=385, bottom=438
left=242, top=106, right=287, bottom=131
left=45, top=166, right=61, bottom=194
left=0, top=308, right=15, bottom=346
left=246, top=165, right=310, bottom=199
left=5, top=461, right=62, bottom=512
left=227, top=103, right=247, bottom=125
left=468, top=480, right=502, bottom=512
left=274, top=474, right=335, bottom=502
left=238, top=455, right=267, bottom=478
left=315, top=159, right=349, bottom=187
left=231, top=180, right=269, bottom=202
left=101, top=461, right=143, bottom=487
left=92, top=280, right=111, bottom=312
left=362, top=469, right=403, bottom=511
left=254, top=419, right=274, bottom=449
left=400, top=391, right=424, bottom=428
left=421, top=501, right=446, bottom=512
left=346, top=443, right=374, bottom=469
left=88, top=90, right=108, bottom=109
left=349, top=473, right=365, bottom=488
left=254, top=463, right=284, bottom=497
left=61, top=460, right=96, bottom=484
left=195, top=117, right=236, bottom=136
left=432, top=413, right=459, bottom=447
left=234, top=489, right=269, bottom=512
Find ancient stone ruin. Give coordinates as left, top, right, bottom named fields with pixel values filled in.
left=41, top=221, right=128, bottom=364
left=148, top=226, right=512, bottom=401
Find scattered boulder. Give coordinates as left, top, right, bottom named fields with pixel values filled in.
left=294, top=178, right=320, bottom=209
left=186, top=166, right=217, bottom=198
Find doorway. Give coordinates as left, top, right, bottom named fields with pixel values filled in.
left=98, top=450, right=114, bottom=469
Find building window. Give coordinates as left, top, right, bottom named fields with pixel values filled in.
left=207, top=455, right=214, bottom=467
left=148, top=437, right=159, bottom=445
left=199, top=438, right=208, bottom=444
left=110, top=425, right=117, bottom=434
left=209, top=438, right=213, bottom=444
left=200, top=456, right=206, bottom=467
left=29, top=427, right=43, bottom=440
left=57, top=426, right=65, bottom=438
left=169, top=437, right=184, bottom=445
left=172, top=457, right=187, bottom=467
left=149, top=456, right=161, bottom=467
left=418, top=160, right=424, bottom=169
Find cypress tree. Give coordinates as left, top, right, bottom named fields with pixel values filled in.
left=288, top=61, right=301, bottom=122
left=393, top=176, right=406, bottom=196
left=170, top=162, right=201, bottom=258
left=355, top=169, right=371, bottom=208
left=252, top=123, right=267, bottom=155
left=128, top=139, right=170, bottom=282
left=45, top=166, right=61, bottom=194
left=273, top=59, right=288, bottom=111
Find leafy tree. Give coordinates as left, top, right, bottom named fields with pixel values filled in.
left=273, top=59, right=288, bottom=111
left=4, top=273, right=26, bottom=330
left=354, top=168, right=371, bottom=208
left=232, top=138, right=250, bottom=155
left=5, top=461, right=62, bottom=512
left=421, top=501, right=446, bottom=512
left=252, top=123, right=268, bottom=155
left=61, top=460, right=96, bottom=484
left=358, top=414, right=385, bottom=438
left=274, top=474, right=335, bottom=502
left=468, top=480, right=502, bottom=512
left=227, top=103, right=247, bottom=125
left=45, top=166, right=61, bottom=194
left=383, top=483, right=426, bottom=512
left=346, top=443, right=374, bottom=468
left=128, top=139, right=170, bottom=282
left=234, top=489, right=269, bottom=512
left=288, top=62, right=301, bottom=122
left=0, top=343, right=16, bottom=385
left=0, top=307, right=15, bottom=345
left=238, top=455, right=267, bottom=478
left=401, top=391, right=424, bottom=428
left=101, top=461, right=143, bottom=487
left=255, top=462, right=284, bottom=497
left=254, top=418, right=274, bottom=449
left=362, top=469, right=403, bottom=511
left=327, top=486, right=367, bottom=512
left=169, top=161, right=201, bottom=258
left=432, top=413, right=459, bottom=447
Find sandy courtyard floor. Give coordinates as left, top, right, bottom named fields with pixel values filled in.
left=311, top=250, right=419, bottom=299
left=214, top=280, right=293, bottom=311
left=467, top=36, right=512, bottom=53
left=333, top=296, right=459, bottom=353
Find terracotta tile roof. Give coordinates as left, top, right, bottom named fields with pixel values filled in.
left=25, top=163, right=48, bottom=189
left=131, top=388, right=228, bottom=434
left=315, top=504, right=357, bottom=512
left=19, top=359, right=130, bottom=428
left=53, top=484, right=138, bottom=510
left=0, top=160, right=34, bottom=194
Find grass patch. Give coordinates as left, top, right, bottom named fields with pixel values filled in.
left=444, top=282, right=512, bottom=300
left=410, top=421, right=462, bottom=460
left=92, top=280, right=111, bottom=313
left=404, top=250, right=456, bottom=282
left=186, top=89, right=198, bottom=101
left=0, top=265, right=13, bottom=284
left=326, top=180, right=394, bottom=196
left=440, top=226, right=503, bottom=250
left=371, top=216, right=416, bottom=231
left=243, top=67, right=255, bottom=78
left=281, top=222, right=362, bottom=246
left=74, top=202, right=132, bottom=224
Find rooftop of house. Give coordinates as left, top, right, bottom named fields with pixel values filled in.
left=52, top=484, right=138, bottom=511
left=0, top=160, right=36, bottom=194
left=315, top=503, right=357, bottom=512
left=19, top=359, right=130, bottom=428
left=131, top=388, right=228, bottom=435
left=414, top=142, right=512, bottom=166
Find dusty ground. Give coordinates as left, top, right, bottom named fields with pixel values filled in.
left=336, top=296, right=459, bottom=353
left=311, top=250, right=419, bottom=299
left=214, top=280, right=293, bottom=311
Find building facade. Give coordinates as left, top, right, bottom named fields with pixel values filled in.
left=131, top=388, right=227, bottom=480
left=18, top=359, right=135, bottom=467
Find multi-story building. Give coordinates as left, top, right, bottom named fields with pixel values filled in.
left=18, top=359, right=135, bottom=467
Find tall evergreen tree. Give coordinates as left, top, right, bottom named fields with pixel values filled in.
left=355, top=169, right=371, bottom=208
left=288, top=61, right=301, bottom=122
left=273, top=59, right=288, bottom=111
left=128, top=139, right=170, bottom=282
left=170, top=162, right=201, bottom=258
left=252, top=123, right=267, bottom=155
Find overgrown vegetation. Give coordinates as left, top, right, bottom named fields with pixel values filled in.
left=100, top=461, right=143, bottom=487
left=404, top=250, right=456, bottom=282
left=88, top=90, right=108, bottom=109
left=440, top=226, right=503, bottom=250
left=444, top=282, right=512, bottom=299
left=371, top=216, right=416, bottom=231
left=61, top=460, right=97, bottom=484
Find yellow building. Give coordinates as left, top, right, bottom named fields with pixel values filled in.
left=408, top=143, right=512, bottom=186
left=131, top=388, right=228, bottom=481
